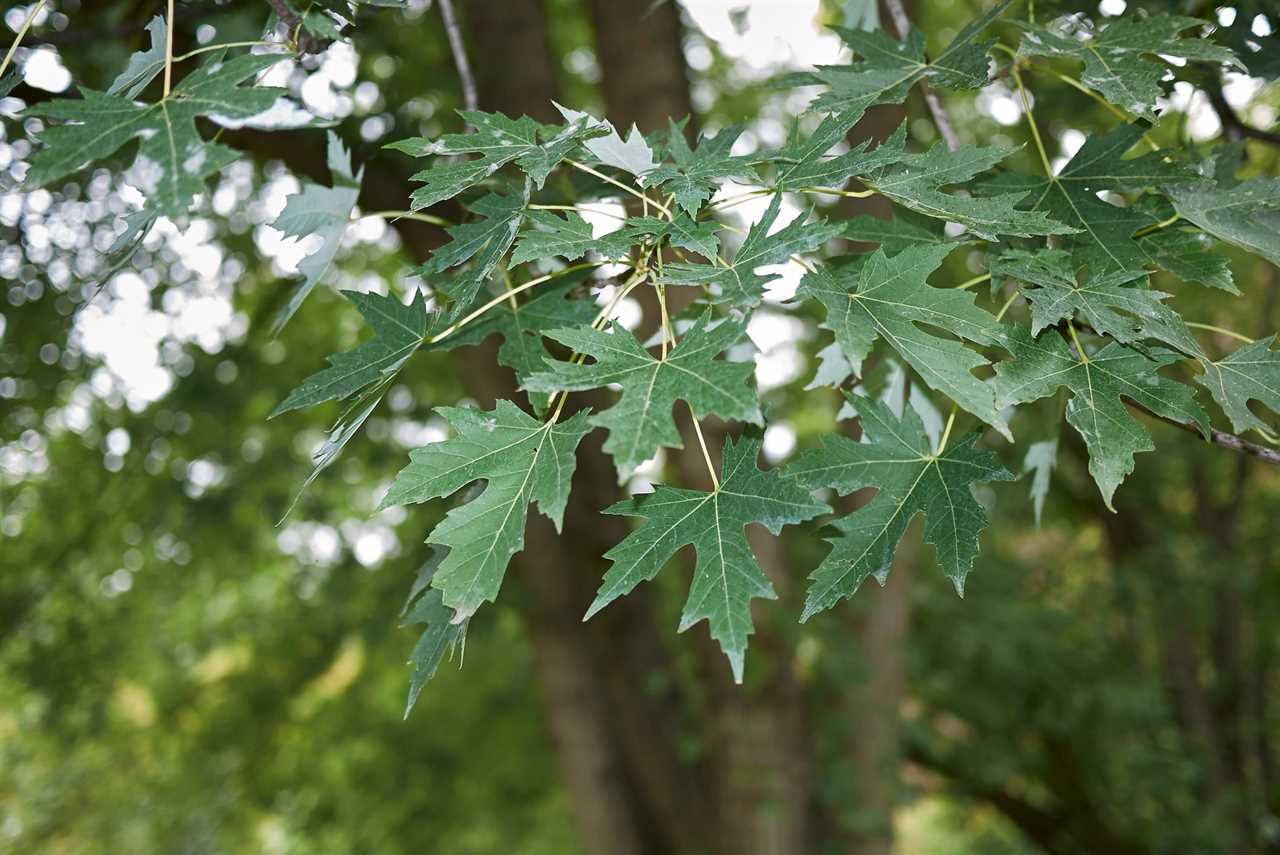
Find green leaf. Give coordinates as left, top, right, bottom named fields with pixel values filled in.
left=588, top=432, right=829, bottom=682
left=271, top=289, right=442, bottom=417
left=860, top=135, right=1076, bottom=240
left=554, top=103, right=658, bottom=177
left=772, top=111, right=909, bottom=190
left=26, top=53, right=283, bottom=215
left=1139, top=227, right=1237, bottom=293
left=510, top=209, right=634, bottom=266
left=1167, top=178, right=1280, bottom=267
left=621, top=214, right=721, bottom=261
left=647, top=121, right=756, bottom=216
left=401, top=550, right=467, bottom=717
left=788, top=394, right=1014, bottom=617
left=1018, top=16, right=1241, bottom=120
left=659, top=194, right=841, bottom=306
left=1022, top=438, right=1058, bottom=527
left=840, top=0, right=880, bottom=31
left=993, top=325, right=1208, bottom=508
left=420, top=185, right=528, bottom=307
left=990, top=248, right=1202, bottom=357
left=271, top=131, right=363, bottom=332
left=388, top=111, right=597, bottom=209
left=807, top=0, right=1011, bottom=115
left=798, top=244, right=1012, bottom=438
left=106, top=15, right=166, bottom=99
left=380, top=401, right=594, bottom=620
left=437, top=280, right=596, bottom=415
left=988, top=124, right=1188, bottom=269
left=524, top=311, right=763, bottom=478
left=1196, top=335, right=1280, bottom=436
left=841, top=210, right=950, bottom=251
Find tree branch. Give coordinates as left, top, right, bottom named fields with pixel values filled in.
left=438, top=0, right=479, bottom=115
left=1126, top=400, right=1280, bottom=466
left=882, top=0, right=960, bottom=151
left=264, top=0, right=328, bottom=55
left=1203, top=74, right=1280, bottom=147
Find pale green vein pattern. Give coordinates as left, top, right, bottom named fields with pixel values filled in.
left=590, top=434, right=829, bottom=682
left=789, top=395, right=1013, bottom=618
left=380, top=401, right=594, bottom=621
left=799, top=243, right=1012, bottom=437
left=27, top=53, right=283, bottom=215
left=524, top=311, right=763, bottom=478
left=1196, top=335, right=1280, bottom=435
left=659, top=194, right=841, bottom=306
left=993, top=326, right=1208, bottom=508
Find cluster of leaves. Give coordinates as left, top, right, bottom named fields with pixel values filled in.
left=20, top=1, right=1280, bottom=699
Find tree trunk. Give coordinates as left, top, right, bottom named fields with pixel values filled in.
left=460, top=3, right=714, bottom=852
left=586, top=3, right=828, bottom=849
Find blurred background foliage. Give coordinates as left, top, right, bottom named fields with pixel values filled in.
left=1, top=0, right=1278, bottom=853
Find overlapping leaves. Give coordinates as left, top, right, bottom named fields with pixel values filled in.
left=52, top=3, right=1280, bottom=698
left=27, top=53, right=283, bottom=215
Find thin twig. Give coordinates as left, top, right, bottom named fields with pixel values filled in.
left=437, top=0, right=478, bottom=115
left=1128, top=401, right=1280, bottom=466
left=172, top=40, right=281, bottom=62
left=358, top=209, right=452, bottom=227
left=428, top=261, right=608, bottom=344
left=568, top=159, right=673, bottom=216
left=689, top=405, right=720, bottom=490
left=882, top=0, right=958, bottom=151
left=163, top=0, right=175, bottom=96
left=0, top=0, right=47, bottom=81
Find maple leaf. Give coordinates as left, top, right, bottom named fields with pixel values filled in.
left=988, top=124, right=1189, bottom=270
left=436, top=280, right=596, bottom=414
left=621, top=214, right=721, bottom=261
left=400, top=550, right=467, bottom=717
left=788, top=394, right=1014, bottom=618
left=554, top=103, right=658, bottom=177
left=380, top=401, right=594, bottom=620
left=841, top=210, right=950, bottom=251
left=646, top=121, right=757, bottom=215
left=798, top=243, right=1012, bottom=438
left=771, top=109, right=910, bottom=191
left=1017, top=15, right=1241, bottom=120
left=1023, top=439, right=1059, bottom=527
left=1167, top=178, right=1280, bottom=268
left=659, top=194, right=841, bottom=306
left=523, top=312, right=762, bottom=478
left=990, top=248, right=1202, bottom=357
left=993, top=325, right=1208, bottom=508
left=509, top=209, right=634, bottom=265
left=587, top=433, right=829, bottom=682
left=106, top=15, right=166, bottom=99
left=386, top=111, right=599, bottom=209
left=806, top=0, right=1012, bottom=116
left=270, top=132, right=364, bottom=332
left=1138, top=227, right=1237, bottom=293
left=419, top=185, right=528, bottom=307
left=858, top=133, right=1076, bottom=240
left=26, top=53, right=283, bottom=215
left=271, top=289, right=442, bottom=417
left=1196, top=335, right=1280, bottom=436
